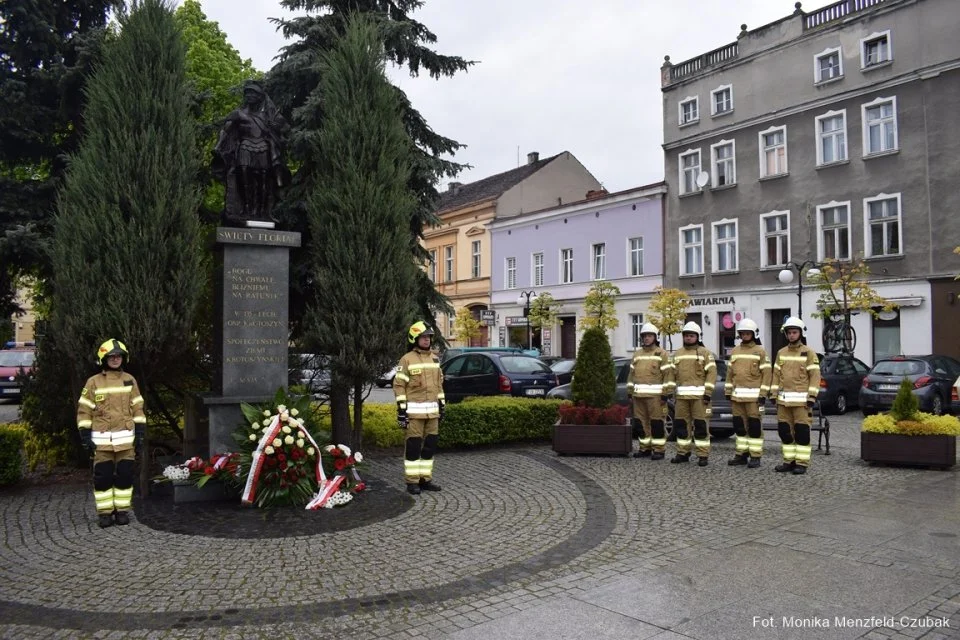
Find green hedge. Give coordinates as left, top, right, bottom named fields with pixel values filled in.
left=313, top=397, right=563, bottom=448
left=0, top=423, right=28, bottom=486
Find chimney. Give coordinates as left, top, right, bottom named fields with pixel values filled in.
left=526, top=151, right=540, bottom=165
left=448, top=181, right=462, bottom=193
left=585, top=188, right=609, bottom=200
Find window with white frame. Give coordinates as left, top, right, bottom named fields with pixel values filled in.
left=864, top=193, right=902, bottom=257
left=817, top=202, right=851, bottom=261
left=471, top=240, right=481, bottom=278
left=591, top=243, right=606, bottom=280
left=759, top=126, right=788, bottom=177
left=505, top=257, right=517, bottom=289
left=532, top=252, right=544, bottom=286
left=760, top=211, right=790, bottom=268
left=679, top=96, right=699, bottom=125
left=428, top=249, right=437, bottom=282
left=861, top=30, right=891, bottom=68
left=629, top=313, right=644, bottom=349
left=560, top=248, right=574, bottom=284
left=628, top=237, right=644, bottom=276
left=712, top=220, right=738, bottom=272
left=862, top=97, right=898, bottom=155
left=444, top=245, right=454, bottom=282
left=711, top=85, right=733, bottom=115
left=446, top=314, right=454, bottom=337
left=679, top=225, right=704, bottom=276
left=679, top=149, right=701, bottom=194
left=814, top=47, right=843, bottom=83
left=711, top=140, right=736, bottom=187
left=816, top=110, right=847, bottom=165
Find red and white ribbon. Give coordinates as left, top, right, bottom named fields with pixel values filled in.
left=242, top=414, right=329, bottom=506
left=305, top=474, right=344, bottom=510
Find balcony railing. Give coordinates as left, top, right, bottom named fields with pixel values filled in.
left=804, top=0, right=888, bottom=30
left=670, top=41, right=739, bottom=82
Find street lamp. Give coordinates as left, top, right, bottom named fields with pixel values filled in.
left=516, top=290, right=538, bottom=349
left=777, top=261, right=821, bottom=319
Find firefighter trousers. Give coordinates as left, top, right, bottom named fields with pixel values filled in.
left=674, top=398, right=710, bottom=458
left=92, top=448, right=136, bottom=514
left=404, top=418, right=439, bottom=484
left=632, top=396, right=667, bottom=453
left=776, top=404, right=813, bottom=467
left=732, top=401, right=764, bottom=459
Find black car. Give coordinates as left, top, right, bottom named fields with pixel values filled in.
left=860, top=355, right=960, bottom=416
left=817, top=353, right=871, bottom=414
left=549, top=359, right=576, bottom=386
left=441, top=353, right=559, bottom=403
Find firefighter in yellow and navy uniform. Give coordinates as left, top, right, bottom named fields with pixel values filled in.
left=670, top=322, right=717, bottom=466
left=627, top=322, right=675, bottom=460
left=393, top=321, right=445, bottom=495
left=725, top=318, right=771, bottom=469
left=77, top=339, right=146, bottom=528
left=770, top=317, right=821, bottom=475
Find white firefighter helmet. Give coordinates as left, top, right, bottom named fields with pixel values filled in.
left=640, top=322, right=659, bottom=336
left=681, top=321, right=702, bottom=338
left=781, top=316, right=806, bottom=334
left=736, top=318, right=759, bottom=338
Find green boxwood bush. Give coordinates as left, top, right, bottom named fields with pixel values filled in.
left=0, top=423, right=28, bottom=486
left=571, top=327, right=615, bottom=408
left=314, top=398, right=563, bottom=449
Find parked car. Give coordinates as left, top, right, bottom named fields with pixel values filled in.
left=549, top=358, right=576, bottom=385
left=859, top=355, right=960, bottom=416
left=538, top=355, right=567, bottom=367
left=376, top=367, right=397, bottom=388
left=0, top=342, right=36, bottom=400
left=817, top=353, right=871, bottom=414
left=441, top=353, right=559, bottom=402
left=439, top=346, right=526, bottom=364
left=289, top=353, right=330, bottom=394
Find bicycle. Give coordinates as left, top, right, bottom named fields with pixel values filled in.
left=822, top=319, right=856, bottom=354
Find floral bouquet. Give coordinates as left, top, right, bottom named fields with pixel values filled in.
left=306, top=444, right=366, bottom=509
left=158, top=453, right=241, bottom=489
left=235, top=389, right=325, bottom=508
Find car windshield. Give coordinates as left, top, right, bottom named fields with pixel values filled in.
left=550, top=360, right=575, bottom=374
left=0, top=351, right=34, bottom=367
left=872, top=360, right=924, bottom=376
left=500, top=356, right=551, bottom=374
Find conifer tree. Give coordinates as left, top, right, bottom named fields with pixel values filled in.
left=572, top=327, right=616, bottom=409
left=51, top=0, right=203, bottom=474
left=303, top=14, right=419, bottom=446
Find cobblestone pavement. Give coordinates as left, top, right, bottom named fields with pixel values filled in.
left=1, top=412, right=958, bottom=639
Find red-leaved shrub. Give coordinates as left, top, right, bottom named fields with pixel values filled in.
left=557, top=403, right=628, bottom=426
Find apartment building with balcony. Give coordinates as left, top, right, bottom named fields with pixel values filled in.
left=661, top=0, right=960, bottom=363
left=424, top=151, right=601, bottom=346
left=488, top=183, right=666, bottom=358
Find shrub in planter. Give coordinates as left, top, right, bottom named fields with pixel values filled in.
left=571, top=326, right=616, bottom=409
left=558, top=403, right=629, bottom=426
left=0, top=423, right=28, bottom=486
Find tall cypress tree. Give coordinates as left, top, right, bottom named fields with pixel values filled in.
left=51, top=0, right=203, bottom=476
left=268, top=0, right=471, bottom=338
left=303, top=14, right=419, bottom=447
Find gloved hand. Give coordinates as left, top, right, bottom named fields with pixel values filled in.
left=702, top=395, right=711, bottom=404
left=438, top=401, right=446, bottom=423
left=758, top=397, right=767, bottom=407
left=80, top=429, right=95, bottom=454
left=806, top=399, right=816, bottom=410
left=397, top=405, right=408, bottom=429
left=660, top=395, right=669, bottom=403
left=135, top=425, right=145, bottom=452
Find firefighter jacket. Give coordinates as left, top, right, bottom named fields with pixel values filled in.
left=725, top=342, right=772, bottom=401
left=76, top=369, right=146, bottom=452
left=393, top=348, right=445, bottom=419
left=771, top=343, right=821, bottom=407
left=627, top=345, right=675, bottom=397
left=673, top=345, right=718, bottom=399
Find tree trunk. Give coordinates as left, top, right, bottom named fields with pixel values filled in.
left=351, top=381, right=364, bottom=450
left=329, top=374, right=351, bottom=446
left=134, top=361, right=151, bottom=498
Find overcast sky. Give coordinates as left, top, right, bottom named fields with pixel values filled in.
left=190, top=0, right=837, bottom=193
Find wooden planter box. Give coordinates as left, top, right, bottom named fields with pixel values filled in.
left=861, top=432, right=957, bottom=469
left=552, top=422, right=632, bottom=456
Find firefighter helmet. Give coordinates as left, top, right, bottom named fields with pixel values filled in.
left=781, top=317, right=806, bottom=334
left=681, top=321, right=702, bottom=338
left=97, top=339, right=129, bottom=366
left=640, top=322, right=659, bottom=336
left=736, top=318, right=759, bottom=338
left=407, top=321, right=435, bottom=344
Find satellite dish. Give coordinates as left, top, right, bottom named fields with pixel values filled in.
left=695, top=171, right=710, bottom=188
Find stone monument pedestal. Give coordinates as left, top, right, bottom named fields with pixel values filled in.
left=179, top=226, right=300, bottom=503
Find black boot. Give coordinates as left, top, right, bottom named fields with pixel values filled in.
left=114, top=511, right=130, bottom=526
left=419, top=479, right=442, bottom=491
left=407, top=483, right=421, bottom=495
left=792, top=465, right=808, bottom=475
left=670, top=453, right=691, bottom=464
left=774, top=461, right=796, bottom=473
left=727, top=454, right=748, bottom=466
left=697, top=457, right=709, bottom=467
left=747, top=457, right=761, bottom=469
left=633, top=449, right=652, bottom=458
left=98, top=514, right=114, bottom=528
left=650, top=451, right=665, bottom=461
